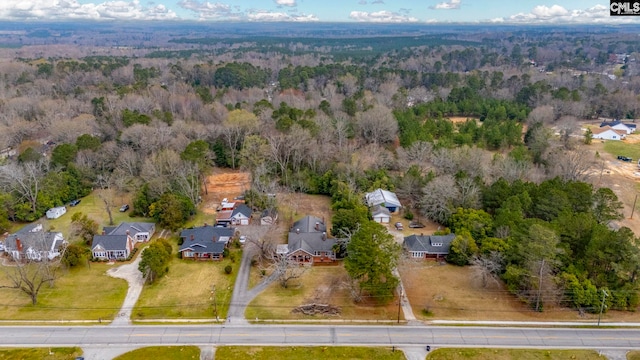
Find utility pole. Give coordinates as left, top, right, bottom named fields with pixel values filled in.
left=397, top=289, right=403, bottom=324
left=598, top=289, right=608, bottom=326
left=631, top=194, right=638, bottom=219
left=535, top=259, right=545, bottom=312
left=211, top=284, right=218, bottom=321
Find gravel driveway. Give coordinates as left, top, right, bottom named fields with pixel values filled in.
left=106, top=250, right=144, bottom=326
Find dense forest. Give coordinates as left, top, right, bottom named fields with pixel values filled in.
left=0, top=23, right=639, bottom=311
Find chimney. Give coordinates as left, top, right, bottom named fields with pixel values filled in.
left=16, top=238, right=22, bottom=252
left=190, top=234, right=194, bottom=241
left=322, top=232, right=326, bottom=241
left=315, top=222, right=320, bottom=231
left=126, top=230, right=130, bottom=235
left=204, top=223, right=208, bottom=227
left=296, top=228, right=300, bottom=234
left=102, top=230, right=106, bottom=235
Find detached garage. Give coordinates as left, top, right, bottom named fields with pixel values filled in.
left=46, top=206, right=67, bottom=219
left=371, top=205, right=391, bottom=223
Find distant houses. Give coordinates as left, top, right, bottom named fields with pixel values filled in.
left=600, top=120, right=636, bottom=134
left=592, top=126, right=626, bottom=141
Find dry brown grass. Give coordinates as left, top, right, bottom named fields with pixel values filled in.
left=246, top=265, right=400, bottom=321
left=399, top=260, right=640, bottom=322
left=202, top=171, right=251, bottom=215
left=133, top=248, right=241, bottom=320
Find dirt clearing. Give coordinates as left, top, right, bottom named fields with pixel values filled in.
left=202, top=171, right=251, bottom=214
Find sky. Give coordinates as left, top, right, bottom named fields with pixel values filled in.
left=0, top=0, right=638, bottom=24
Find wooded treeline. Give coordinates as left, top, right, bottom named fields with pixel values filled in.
left=0, top=27, right=639, bottom=310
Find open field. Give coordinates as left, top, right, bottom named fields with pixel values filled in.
left=216, top=346, right=406, bottom=360
left=0, top=347, right=82, bottom=360
left=113, top=346, right=200, bottom=360
left=246, top=265, right=400, bottom=321
left=426, top=348, right=605, bottom=360
left=133, top=245, right=241, bottom=320
left=400, top=261, right=640, bottom=322
left=628, top=351, right=640, bottom=360
left=0, top=263, right=127, bottom=321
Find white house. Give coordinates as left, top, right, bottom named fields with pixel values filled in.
left=230, top=204, right=252, bottom=225
left=4, top=223, right=66, bottom=261
left=371, top=205, right=391, bottom=223
left=592, top=126, right=626, bottom=141
left=45, top=206, right=67, bottom=219
left=600, top=120, right=636, bottom=134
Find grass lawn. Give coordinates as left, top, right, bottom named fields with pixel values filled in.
left=42, top=189, right=149, bottom=239
left=113, top=346, right=200, bottom=360
left=628, top=351, right=640, bottom=360
left=0, top=347, right=82, bottom=359
left=0, top=263, right=127, bottom=321
left=246, top=265, right=400, bottom=321
left=426, top=348, right=605, bottom=359
left=133, top=244, right=241, bottom=320
left=216, top=346, right=405, bottom=359
left=602, top=139, right=640, bottom=160
left=399, top=261, right=640, bottom=322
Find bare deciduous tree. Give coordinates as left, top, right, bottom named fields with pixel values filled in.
left=0, top=159, right=48, bottom=214
left=270, top=254, right=310, bottom=289
left=419, top=175, right=460, bottom=224
left=355, top=105, right=398, bottom=145
left=471, top=252, right=504, bottom=288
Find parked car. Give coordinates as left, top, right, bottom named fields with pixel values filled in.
left=69, top=199, right=81, bottom=206
left=239, top=235, right=247, bottom=243
left=119, top=204, right=129, bottom=212
left=394, top=222, right=404, bottom=230
left=617, top=155, right=633, bottom=162
left=409, top=221, right=426, bottom=228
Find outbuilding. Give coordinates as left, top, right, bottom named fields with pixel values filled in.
left=45, top=206, right=67, bottom=219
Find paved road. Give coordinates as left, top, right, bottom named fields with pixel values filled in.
left=1, top=325, right=639, bottom=350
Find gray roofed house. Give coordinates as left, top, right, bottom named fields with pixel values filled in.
left=230, top=204, right=252, bottom=225
left=91, top=234, right=135, bottom=261
left=286, top=215, right=336, bottom=265
left=365, top=188, right=402, bottom=212
left=403, top=233, right=456, bottom=260
left=4, top=223, right=65, bottom=261
left=105, top=222, right=155, bottom=242
left=91, top=222, right=155, bottom=261
left=179, top=225, right=231, bottom=261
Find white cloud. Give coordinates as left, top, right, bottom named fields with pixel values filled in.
left=0, top=0, right=177, bottom=20
left=493, top=4, right=631, bottom=24
left=430, top=0, right=461, bottom=10
left=178, top=0, right=242, bottom=19
left=274, top=0, right=296, bottom=6
left=349, top=10, right=418, bottom=22
left=247, top=10, right=318, bottom=22
left=358, top=0, right=367, bottom=4
left=371, top=0, right=385, bottom=4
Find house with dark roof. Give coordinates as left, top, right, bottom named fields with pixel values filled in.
left=102, top=222, right=155, bottom=242
left=600, top=120, right=636, bottom=134
left=283, top=215, right=337, bottom=265
left=403, top=233, right=456, bottom=260
left=365, top=188, right=402, bottom=212
left=91, top=234, right=135, bottom=261
left=4, top=223, right=65, bottom=261
left=91, top=222, right=155, bottom=260
left=178, top=225, right=234, bottom=260
left=230, top=204, right=252, bottom=225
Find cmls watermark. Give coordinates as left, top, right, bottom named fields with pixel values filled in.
left=610, top=1, right=640, bottom=15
